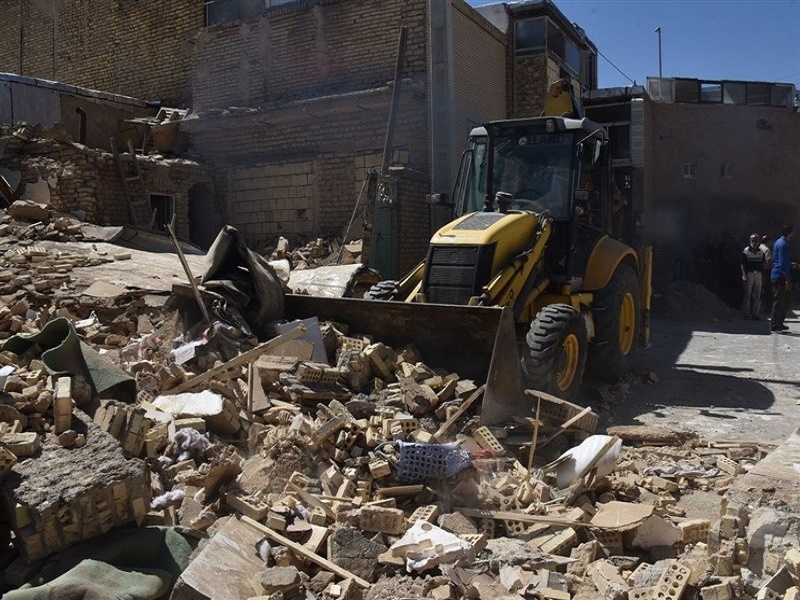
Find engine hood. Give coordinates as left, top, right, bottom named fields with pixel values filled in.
left=431, top=211, right=538, bottom=247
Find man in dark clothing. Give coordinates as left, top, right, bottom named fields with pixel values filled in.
left=770, top=225, right=794, bottom=332
left=741, top=233, right=765, bottom=319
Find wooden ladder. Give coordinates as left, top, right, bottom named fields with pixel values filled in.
left=111, top=137, right=154, bottom=227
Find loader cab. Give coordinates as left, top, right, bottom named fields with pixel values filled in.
left=453, top=118, right=611, bottom=282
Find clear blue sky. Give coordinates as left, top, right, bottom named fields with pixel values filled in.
left=468, top=0, right=800, bottom=89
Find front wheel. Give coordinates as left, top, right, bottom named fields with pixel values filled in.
left=588, top=263, right=640, bottom=381
left=522, top=304, right=588, bottom=400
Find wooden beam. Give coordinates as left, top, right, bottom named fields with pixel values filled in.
left=241, top=516, right=371, bottom=589
left=167, top=219, right=212, bottom=326
left=286, top=480, right=336, bottom=521
left=432, top=384, right=486, bottom=441
left=165, top=325, right=306, bottom=395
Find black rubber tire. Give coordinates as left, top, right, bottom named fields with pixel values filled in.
left=363, top=280, right=399, bottom=301
left=588, top=263, right=640, bottom=381
left=522, top=303, right=588, bottom=400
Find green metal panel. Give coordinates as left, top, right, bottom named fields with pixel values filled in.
left=369, top=176, right=398, bottom=279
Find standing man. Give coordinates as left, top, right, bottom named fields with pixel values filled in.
left=759, top=235, right=773, bottom=314
left=741, top=233, right=765, bottom=320
left=770, top=225, right=794, bottom=332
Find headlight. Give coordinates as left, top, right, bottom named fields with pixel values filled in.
left=545, top=119, right=556, bottom=133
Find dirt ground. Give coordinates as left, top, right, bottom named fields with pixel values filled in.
left=594, top=309, right=800, bottom=444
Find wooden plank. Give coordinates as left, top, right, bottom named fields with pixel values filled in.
left=376, top=484, right=424, bottom=497
left=241, top=516, right=371, bottom=589
left=286, top=480, right=336, bottom=521
left=432, top=384, right=486, bottom=441
left=167, top=219, right=212, bottom=326
left=165, top=325, right=307, bottom=395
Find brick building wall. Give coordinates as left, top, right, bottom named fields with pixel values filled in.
left=0, top=0, right=202, bottom=107
left=192, top=0, right=428, bottom=111
left=451, top=1, right=506, bottom=152
left=0, top=136, right=214, bottom=240
left=649, top=102, right=800, bottom=289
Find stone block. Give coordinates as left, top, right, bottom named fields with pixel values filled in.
left=0, top=446, right=17, bottom=480
left=261, top=565, right=301, bottom=594
left=0, top=432, right=40, bottom=457
left=327, top=527, right=386, bottom=582
left=172, top=516, right=264, bottom=600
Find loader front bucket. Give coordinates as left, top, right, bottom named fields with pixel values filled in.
left=284, top=294, right=528, bottom=426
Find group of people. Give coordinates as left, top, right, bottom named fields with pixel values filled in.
left=740, top=225, right=794, bottom=332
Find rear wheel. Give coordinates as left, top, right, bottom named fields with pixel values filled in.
left=363, top=280, right=399, bottom=301
left=588, top=264, right=639, bottom=380
left=522, top=304, right=588, bottom=400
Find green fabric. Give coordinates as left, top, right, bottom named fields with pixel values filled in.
left=3, top=527, right=197, bottom=600
left=1, top=317, right=136, bottom=402
left=2, top=559, right=170, bottom=600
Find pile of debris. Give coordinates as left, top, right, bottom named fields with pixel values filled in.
left=1, top=216, right=799, bottom=600
left=266, top=236, right=363, bottom=270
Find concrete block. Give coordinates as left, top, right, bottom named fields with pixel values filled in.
left=472, top=426, right=506, bottom=456
left=225, top=490, right=269, bottom=520
left=651, top=561, right=690, bottom=600
left=359, top=505, right=406, bottom=535
left=716, top=456, right=745, bottom=476
left=409, top=504, right=439, bottom=524
left=700, top=581, right=733, bottom=600
left=679, top=518, right=711, bottom=544
left=53, top=376, right=73, bottom=434
left=785, top=548, right=800, bottom=577
left=590, top=560, right=630, bottom=600
left=369, top=458, right=392, bottom=479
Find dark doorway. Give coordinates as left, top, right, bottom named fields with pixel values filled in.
left=149, top=194, right=173, bottom=231
left=188, top=184, right=223, bottom=249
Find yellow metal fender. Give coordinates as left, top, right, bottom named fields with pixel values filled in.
left=581, top=236, right=639, bottom=291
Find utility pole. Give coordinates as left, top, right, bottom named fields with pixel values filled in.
left=654, top=26, right=663, bottom=78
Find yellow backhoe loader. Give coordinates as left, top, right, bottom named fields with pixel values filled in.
left=286, top=80, right=651, bottom=425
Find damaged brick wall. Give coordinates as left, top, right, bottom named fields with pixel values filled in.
left=0, top=0, right=202, bottom=107
left=192, top=0, right=428, bottom=112
left=188, top=88, right=430, bottom=254
left=0, top=136, right=214, bottom=239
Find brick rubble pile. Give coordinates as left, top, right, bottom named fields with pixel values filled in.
left=0, top=210, right=799, bottom=600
